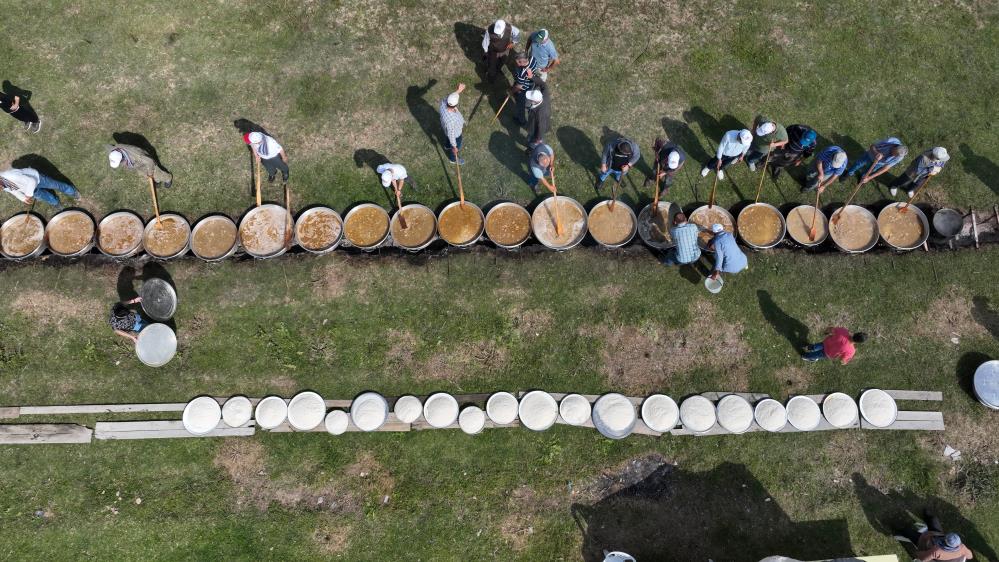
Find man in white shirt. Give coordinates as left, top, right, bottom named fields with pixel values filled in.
left=243, top=131, right=289, bottom=183
left=700, top=129, right=752, bottom=180
left=482, top=19, right=521, bottom=82
left=0, top=167, right=79, bottom=209
left=376, top=163, right=414, bottom=197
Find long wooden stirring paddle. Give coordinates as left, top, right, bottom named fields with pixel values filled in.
left=900, top=175, right=931, bottom=214
left=755, top=149, right=771, bottom=203
left=831, top=181, right=864, bottom=225
left=284, top=182, right=294, bottom=249
left=708, top=167, right=719, bottom=208
left=148, top=176, right=163, bottom=228
left=22, top=200, right=34, bottom=225
left=808, top=189, right=820, bottom=241
left=395, top=186, right=408, bottom=229
left=490, top=94, right=511, bottom=126
left=254, top=158, right=262, bottom=207
left=550, top=161, right=563, bottom=236
left=651, top=158, right=661, bottom=212
left=455, top=159, right=466, bottom=208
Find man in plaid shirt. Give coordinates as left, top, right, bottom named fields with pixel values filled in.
left=439, top=83, right=466, bottom=165
left=661, top=212, right=701, bottom=265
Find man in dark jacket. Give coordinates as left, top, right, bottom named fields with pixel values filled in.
left=481, top=19, right=521, bottom=82
left=644, top=137, right=686, bottom=197
left=767, top=124, right=817, bottom=180
left=524, top=81, right=550, bottom=150
left=598, top=137, right=640, bottom=185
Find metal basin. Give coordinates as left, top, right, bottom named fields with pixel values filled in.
left=135, top=323, right=177, bottom=367
left=829, top=205, right=878, bottom=253
left=294, top=206, right=343, bottom=254
left=637, top=201, right=680, bottom=249
left=1, top=212, right=47, bottom=260
left=688, top=205, right=735, bottom=251
left=139, top=278, right=178, bottom=321
left=785, top=205, right=829, bottom=247
left=484, top=202, right=532, bottom=249
left=390, top=203, right=437, bottom=251
left=342, top=203, right=391, bottom=250
left=190, top=214, right=239, bottom=262
left=437, top=201, right=485, bottom=247
left=142, top=213, right=191, bottom=260
left=239, top=204, right=291, bottom=259
left=97, top=211, right=145, bottom=258
left=737, top=202, right=786, bottom=249
left=878, top=203, right=930, bottom=251
left=530, top=195, right=587, bottom=250
left=587, top=200, right=637, bottom=248
left=45, top=209, right=95, bottom=257
left=932, top=208, right=963, bottom=238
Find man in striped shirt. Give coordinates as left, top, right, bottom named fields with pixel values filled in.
left=841, top=136, right=907, bottom=186
left=439, top=83, right=466, bottom=165
left=890, top=147, right=949, bottom=198
left=803, top=146, right=847, bottom=193
left=510, top=52, right=539, bottom=125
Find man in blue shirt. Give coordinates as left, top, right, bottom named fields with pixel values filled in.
left=707, top=224, right=747, bottom=280
left=841, top=137, right=907, bottom=185
left=530, top=29, right=559, bottom=81
left=661, top=212, right=701, bottom=266
left=528, top=143, right=555, bottom=193
left=803, top=146, right=847, bottom=193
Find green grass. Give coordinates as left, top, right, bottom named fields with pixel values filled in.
left=1, top=0, right=999, bottom=559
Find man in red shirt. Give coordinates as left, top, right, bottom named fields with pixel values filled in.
left=802, top=327, right=867, bottom=364
left=894, top=513, right=975, bottom=561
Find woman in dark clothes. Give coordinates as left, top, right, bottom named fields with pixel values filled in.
left=109, top=298, right=146, bottom=343
left=0, top=84, right=41, bottom=132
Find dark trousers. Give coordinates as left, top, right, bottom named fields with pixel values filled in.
left=5, top=105, right=39, bottom=124
left=704, top=155, right=740, bottom=170
left=444, top=135, right=463, bottom=162
left=262, top=156, right=289, bottom=182
left=514, top=91, right=527, bottom=125
left=891, top=171, right=929, bottom=191
left=746, top=148, right=770, bottom=167
left=486, top=50, right=509, bottom=81
left=895, top=513, right=943, bottom=543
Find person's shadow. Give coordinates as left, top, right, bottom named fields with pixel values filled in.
left=852, top=473, right=998, bottom=561
left=452, top=21, right=511, bottom=125
left=2, top=80, right=39, bottom=122
left=489, top=131, right=529, bottom=197
left=405, top=78, right=456, bottom=196
left=956, top=351, right=992, bottom=401
left=971, top=296, right=999, bottom=340
left=556, top=126, right=601, bottom=185
left=757, top=289, right=810, bottom=351
left=959, top=143, right=999, bottom=197
left=11, top=154, right=75, bottom=188
left=352, top=148, right=395, bottom=207
left=112, top=132, right=171, bottom=174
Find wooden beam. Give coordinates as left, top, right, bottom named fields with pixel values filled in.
left=93, top=421, right=255, bottom=440
left=0, top=407, right=20, bottom=419
left=0, top=424, right=92, bottom=444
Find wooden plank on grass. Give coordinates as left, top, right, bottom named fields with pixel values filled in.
left=861, top=417, right=945, bottom=431
left=0, top=424, right=92, bottom=444
left=884, top=390, right=943, bottom=401
left=0, top=407, right=20, bottom=419
left=94, top=421, right=255, bottom=440
left=19, top=403, right=187, bottom=415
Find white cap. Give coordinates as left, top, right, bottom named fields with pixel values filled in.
left=494, top=19, right=506, bottom=36
left=446, top=92, right=460, bottom=107
left=667, top=151, right=680, bottom=169
left=525, top=89, right=543, bottom=105
left=711, top=223, right=725, bottom=233
left=248, top=131, right=263, bottom=144
left=381, top=171, right=394, bottom=187
left=739, top=129, right=752, bottom=145
left=932, top=147, right=949, bottom=161
left=108, top=150, right=123, bottom=168
left=832, top=150, right=847, bottom=168
left=755, top=122, right=776, bottom=136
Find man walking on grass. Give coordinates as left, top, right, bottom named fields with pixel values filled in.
left=482, top=19, right=521, bottom=82
left=439, top=83, right=467, bottom=164
left=890, top=146, right=949, bottom=198
left=660, top=212, right=700, bottom=266
left=803, top=145, right=847, bottom=193
left=106, top=142, right=173, bottom=188
left=524, top=81, right=550, bottom=150
left=598, top=137, right=640, bottom=185
left=745, top=116, right=787, bottom=172
left=528, top=143, right=555, bottom=194
left=530, top=29, right=560, bottom=82
left=243, top=131, right=289, bottom=183
left=841, top=136, right=907, bottom=186
left=802, top=327, right=867, bottom=365
left=701, top=129, right=752, bottom=180
left=0, top=166, right=79, bottom=209
left=511, top=52, right=539, bottom=125
left=644, top=137, right=685, bottom=197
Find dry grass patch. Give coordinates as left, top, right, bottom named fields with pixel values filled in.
left=775, top=365, right=813, bottom=396
left=922, top=411, right=999, bottom=465
left=312, top=517, right=353, bottom=555
left=10, top=290, right=102, bottom=329
left=913, top=286, right=988, bottom=344
left=311, top=261, right=352, bottom=301
left=509, top=306, right=553, bottom=337
left=418, top=339, right=509, bottom=384
left=385, top=329, right=420, bottom=369
left=498, top=485, right=562, bottom=553
left=585, top=299, right=751, bottom=393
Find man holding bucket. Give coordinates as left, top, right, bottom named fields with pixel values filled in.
left=706, top=224, right=747, bottom=281
left=890, top=147, right=949, bottom=199
left=106, top=143, right=173, bottom=188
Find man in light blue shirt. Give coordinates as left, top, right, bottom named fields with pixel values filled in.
left=661, top=212, right=701, bottom=265
left=841, top=137, right=907, bottom=185
left=803, top=146, right=847, bottom=193
left=530, top=29, right=559, bottom=81
left=528, top=143, right=555, bottom=193
left=707, top=224, right=747, bottom=280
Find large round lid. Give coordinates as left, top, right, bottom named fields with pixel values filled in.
left=135, top=323, right=177, bottom=367
left=423, top=393, right=459, bottom=428
left=351, top=392, right=389, bottom=432
left=288, top=391, right=327, bottom=431
left=139, top=278, right=177, bottom=321
left=182, top=396, right=222, bottom=435
left=518, top=391, right=558, bottom=431
left=592, top=393, right=637, bottom=439
left=974, top=360, right=999, bottom=408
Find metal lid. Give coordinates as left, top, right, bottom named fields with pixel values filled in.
left=135, top=323, right=177, bottom=367
left=139, top=278, right=177, bottom=321
left=974, top=360, right=999, bottom=408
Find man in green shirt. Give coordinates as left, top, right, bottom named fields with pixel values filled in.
left=106, top=143, right=173, bottom=187
left=745, top=116, right=788, bottom=172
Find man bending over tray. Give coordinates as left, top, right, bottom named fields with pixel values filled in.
left=109, top=297, right=147, bottom=344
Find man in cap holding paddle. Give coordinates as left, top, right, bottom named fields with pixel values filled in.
left=706, top=224, right=747, bottom=280
left=803, top=146, right=847, bottom=193
left=482, top=19, right=521, bottom=82
left=439, top=83, right=466, bottom=164
left=530, top=29, right=560, bottom=82
left=528, top=143, right=555, bottom=194
left=0, top=166, right=79, bottom=209
left=745, top=116, right=788, bottom=172
left=375, top=162, right=414, bottom=196
left=840, top=136, right=907, bottom=187
left=106, top=143, right=173, bottom=188
left=890, top=146, right=949, bottom=199
left=644, top=137, right=686, bottom=197
left=701, top=129, right=752, bottom=180
left=598, top=137, right=640, bottom=185
left=243, top=131, right=289, bottom=183
left=524, top=81, right=550, bottom=150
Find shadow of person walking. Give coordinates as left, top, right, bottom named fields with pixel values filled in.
left=453, top=21, right=511, bottom=125
left=757, top=289, right=810, bottom=351
left=556, top=126, right=601, bottom=184
left=405, top=78, right=455, bottom=196
left=960, top=143, right=999, bottom=197
left=11, top=154, right=76, bottom=188
left=112, top=132, right=171, bottom=174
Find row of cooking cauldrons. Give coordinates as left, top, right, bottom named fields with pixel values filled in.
left=0, top=197, right=940, bottom=261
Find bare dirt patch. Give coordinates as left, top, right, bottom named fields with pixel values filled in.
left=498, top=485, right=563, bottom=553
left=584, top=299, right=751, bottom=393
left=775, top=365, right=813, bottom=396
left=10, top=290, right=102, bottom=329
left=312, top=261, right=352, bottom=300
left=509, top=306, right=553, bottom=337
left=312, top=517, right=353, bottom=555
left=913, top=286, right=988, bottom=344
left=385, top=329, right=420, bottom=369
left=418, top=339, right=509, bottom=383
left=922, top=411, right=999, bottom=465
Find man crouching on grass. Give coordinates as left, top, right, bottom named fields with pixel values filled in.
left=802, top=327, right=867, bottom=365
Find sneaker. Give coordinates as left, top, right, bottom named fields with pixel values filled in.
left=32, top=118, right=42, bottom=133
left=892, top=534, right=914, bottom=544
left=915, top=524, right=928, bottom=534
left=267, top=176, right=276, bottom=183
left=748, top=162, right=757, bottom=172
left=907, top=190, right=915, bottom=198
left=701, top=167, right=710, bottom=177
left=890, top=188, right=898, bottom=196
left=717, top=169, right=725, bottom=180
left=450, top=158, right=465, bottom=165
left=802, top=356, right=819, bottom=362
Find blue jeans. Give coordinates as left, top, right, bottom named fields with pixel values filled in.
left=133, top=315, right=147, bottom=332
left=844, top=152, right=886, bottom=179
left=599, top=168, right=625, bottom=182
left=32, top=174, right=79, bottom=207
left=444, top=135, right=463, bottom=162
left=803, top=342, right=827, bottom=361
left=661, top=248, right=699, bottom=265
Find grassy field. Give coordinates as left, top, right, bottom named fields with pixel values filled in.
left=1, top=0, right=999, bottom=560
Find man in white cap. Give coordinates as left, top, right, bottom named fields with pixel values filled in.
left=701, top=129, right=752, bottom=180
left=599, top=137, right=641, bottom=185
left=530, top=29, right=560, bottom=82
left=482, top=19, right=521, bottom=82
left=745, top=116, right=787, bottom=172
left=0, top=166, right=79, bottom=209
left=706, top=223, right=747, bottom=281
left=375, top=162, right=413, bottom=198
left=524, top=81, right=550, bottom=150
left=645, top=137, right=686, bottom=197
left=527, top=143, right=555, bottom=194
left=439, top=83, right=466, bottom=164
left=106, top=142, right=173, bottom=188
left=890, top=146, right=949, bottom=198
left=242, top=131, right=289, bottom=183
left=803, top=145, right=848, bottom=193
